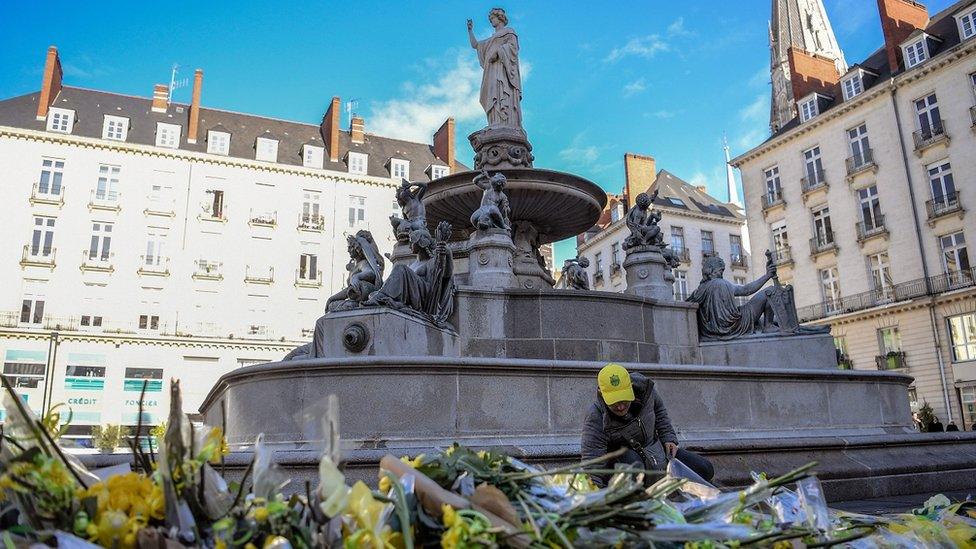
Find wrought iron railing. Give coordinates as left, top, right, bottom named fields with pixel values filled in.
left=771, top=246, right=793, bottom=266
left=926, top=192, right=962, bottom=220
left=855, top=215, right=887, bottom=241
left=800, top=170, right=827, bottom=193
left=809, top=232, right=837, bottom=256
left=762, top=192, right=786, bottom=210
left=913, top=121, right=948, bottom=150
left=875, top=351, right=907, bottom=371
left=730, top=254, right=748, bottom=269
left=845, top=148, right=876, bottom=176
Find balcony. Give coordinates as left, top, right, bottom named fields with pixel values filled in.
left=876, top=351, right=907, bottom=371
left=89, top=189, right=121, bottom=212
left=29, top=182, right=65, bottom=207
left=20, top=245, right=56, bottom=268
left=913, top=121, right=949, bottom=154
left=800, top=170, right=828, bottom=197
left=249, top=210, right=277, bottom=228
left=295, top=269, right=322, bottom=288
left=855, top=215, right=888, bottom=244
left=145, top=198, right=176, bottom=217
left=199, top=204, right=228, bottom=223
left=137, top=255, right=170, bottom=276
left=298, top=213, right=325, bottom=232
left=192, top=260, right=223, bottom=281
left=926, top=192, right=963, bottom=223
left=245, top=266, right=275, bottom=284
left=771, top=246, right=793, bottom=267
left=845, top=149, right=878, bottom=180
left=837, top=354, right=854, bottom=370
left=672, top=247, right=691, bottom=263
left=970, top=106, right=976, bottom=129
left=809, top=233, right=838, bottom=258
left=730, top=254, right=748, bottom=270
left=593, top=269, right=604, bottom=285
left=761, top=192, right=786, bottom=214
left=609, top=262, right=622, bottom=277
left=80, top=250, right=114, bottom=273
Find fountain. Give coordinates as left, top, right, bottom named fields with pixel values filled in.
left=200, top=9, right=976, bottom=500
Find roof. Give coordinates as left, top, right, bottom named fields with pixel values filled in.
left=765, top=0, right=976, bottom=142
left=648, top=170, right=745, bottom=221
left=0, top=86, right=468, bottom=180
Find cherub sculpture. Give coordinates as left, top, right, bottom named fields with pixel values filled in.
left=623, top=190, right=664, bottom=251
left=389, top=179, right=428, bottom=242
left=470, top=169, right=511, bottom=232
left=325, top=230, right=385, bottom=312
left=561, top=256, right=591, bottom=290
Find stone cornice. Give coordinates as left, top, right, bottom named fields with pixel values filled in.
left=732, top=38, right=976, bottom=167
left=0, top=126, right=399, bottom=189
left=0, top=327, right=298, bottom=351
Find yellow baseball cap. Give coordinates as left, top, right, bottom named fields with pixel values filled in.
left=598, top=363, right=635, bottom=405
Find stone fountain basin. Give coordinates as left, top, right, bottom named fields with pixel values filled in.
left=424, top=168, right=607, bottom=244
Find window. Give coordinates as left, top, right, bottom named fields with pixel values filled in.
left=842, top=74, right=863, bottom=100
left=155, top=123, right=181, bottom=148
left=138, top=314, right=160, bottom=331
left=903, top=39, right=927, bottom=68
left=30, top=216, right=55, bottom=257
left=95, top=164, right=120, bottom=202
left=348, top=195, right=366, bottom=228
left=102, top=115, right=128, bottom=141
left=960, top=7, right=976, bottom=40
left=38, top=158, right=64, bottom=196
left=47, top=108, right=74, bottom=133
left=764, top=166, right=782, bottom=202
left=819, top=267, right=841, bottom=311
left=255, top=137, right=278, bottom=162
left=667, top=197, right=686, bottom=207
left=302, top=191, right=322, bottom=226
left=80, top=314, right=103, bottom=328
left=610, top=242, right=621, bottom=267
left=961, top=386, right=976, bottom=428
left=391, top=159, right=409, bottom=180
left=730, top=234, right=743, bottom=262
left=701, top=231, right=714, bottom=256
left=431, top=165, right=449, bottom=179
left=299, top=253, right=318, bottom=281
left=812, top=207, right=833, bottom=246
left=64, top=363, right=106, bottom=390
left=206, top=189, right=225, bottom=218
left=207, top=131, right=230, bottom=155
left=915, top=94, right=942, bottom=136
left=673, top=270, right=689, bottom=300
left=928, top=161, right=956, bottom=205
left=124, top=368, right=163, bottom=392
left=848, top=124, right=871, bottom=166
left=799, top=97, right=818, bottom=122
left=88, top=222, right=113, bottom=261
left=802, top=146, right=824, bottom=184
left=858, top=185, right=883, bottom=230
left=348, top=152, right=368, bottom=175
left=148, top=176, right=175, bottom=212
left=303, top=145, right=324, bottom=168
left=868, top=252, right=893, bottom=297
left=145, top=229, right=167, bottom=266
left=947, top=313, right=976, bottom=362
left=4, top=350, right=46, bottom=389
left=878, top=327, right=902, bottom=354
left=594, top=252, right=604, bottom=278
left=20, top=297, right=44, bottom=325
left=940, top=231, right=970, bottom=275
left=671, top=227, right=685, bottom=251
left=771, top=220, right=789, bottom=252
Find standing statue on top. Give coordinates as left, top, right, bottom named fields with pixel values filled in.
left=389, top=179, right=428, bottom=242
left=470, top=169, right=512, bottom=232
left=325, top=230, right=385, bottom=312
left=468, top=8, right=523, bottom=130
left=623, top=191, right=664, bottom=250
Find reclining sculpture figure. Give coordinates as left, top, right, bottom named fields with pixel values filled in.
left=325, top=230, right=385, bottom=312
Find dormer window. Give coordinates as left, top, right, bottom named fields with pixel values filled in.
left=255, top=137, right=278, bottom=162
left=348, top=152, right=368, bottom=175
left=799, top=97, right=819, bottom=122
left=102, top=115, right=129, bottom=141
left=47, top=108, right=74, bottom=133
left=903, top=38, right=928, bottom=68
left=390, top=158, right=409, bottom=180
left=207, top=131, right=230, bottom=155
left=430, top=165, right=450, bottom=180
left=155, top=123, right=181, bottom=148
left=842, top=74, right=863, bottom=101
left=957, top=6, right=976, bottom=40
left=303, top=145, right=324, bottom=168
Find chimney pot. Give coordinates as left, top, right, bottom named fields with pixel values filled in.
left=623, top=153, right=656, bottom=210
left=350, top=115, right=365, bottom=144
left=36, top=45, right=63, bottom=120
left=876, top=0, right=930, bottom=72
left=321, top=97, right=341, bottom=162
left=187, top=69, right=203, bottom=144
left=433, top=117, right=456, bottom=171
left=151, top=84, right=169, bottom=113
left=786, top=47, right=841, bottom=105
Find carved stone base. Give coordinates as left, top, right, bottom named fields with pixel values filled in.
left=513, top=253, right=555, bottom=289
left=388, top=241, right=415, bottom=268
left=623, top=245, right=673, bottom=301
left=467, top=229, right=517, bottom=289
left=469, top=126, right=535, bottom=170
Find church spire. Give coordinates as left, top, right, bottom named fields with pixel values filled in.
left=769, top=0, right=847, bottom=133
left=723, top=134, right=742, bottom=209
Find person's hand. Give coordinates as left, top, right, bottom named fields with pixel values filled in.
left=664, top=442, right=678, bottom=459
left=466, top=19, right=473, bottom=31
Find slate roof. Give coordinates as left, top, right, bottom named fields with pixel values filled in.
left=0, top=86, right=467, bottom=181
left=648, top=170, right=744, bottom=221
left=768, top=0, right=976, bottom=141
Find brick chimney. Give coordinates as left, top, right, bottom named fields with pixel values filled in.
left=320, top=96, right=341, bottom=162
left=350, top=115, right=365, bottom=144
left=877, top=0, right=930, bottom=73
left=787, top=48, right=842, bottom=101
left=36, top=46, right=63, bottom=120
left=433, top=117, right=456, bottom=170
left=187, top=69, right=203, bottom=144
left=151, top=84, right=169, bottom=113
left=623, top=153, right=656, bottom=210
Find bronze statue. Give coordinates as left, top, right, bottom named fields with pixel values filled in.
left=470, top=169, right=511, bottom=232
left=365, top=222, right=456, bottom=327
left=623, top=191, right=664, bottom=250
left=389, top=179, right=428, bottom=242
left=325, top=230, right=385, bottom=312
left=562, top=256, right=591, bottom=290
left=467, top=8, right=523, bottom=130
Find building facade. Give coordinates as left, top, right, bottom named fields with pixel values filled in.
left=0, top=47, right=461, bottom=441
left=734, top=0, right=976, bottom=428
left=576, top=154, right=748, bottom=298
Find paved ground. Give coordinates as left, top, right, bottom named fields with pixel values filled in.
left=832, top=489, right=975, bottom=515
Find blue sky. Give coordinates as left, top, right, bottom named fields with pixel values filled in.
left=0, top=0, right=955, bottom=263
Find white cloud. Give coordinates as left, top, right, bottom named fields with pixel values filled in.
left=645, top=110, right=676, bottom=119
left=748, top=66, right=768, bottom=89
left=605, top=35, right=669, bottom=63
left=667, top=17, right=692, bottom=37
left=738, top=94, right=768, bottom=122
left=558, top=132, right=602, bottom=166
left=622, top=78, right=647, bottom=97
left=368, top=52, right=485, bottom=143
left=734, top=94, right=771, bottom=150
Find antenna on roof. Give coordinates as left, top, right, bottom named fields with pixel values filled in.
left=345, top=99, right=359, bottom=124
left=168, top=64, right=189, bottom=104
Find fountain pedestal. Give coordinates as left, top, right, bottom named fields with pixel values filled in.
left=467, top=229, right=517, bottom=289
left=388, top=241, right=414, bottom=268
left=469, top=127, right=534, bottom=170
left=623, top=245, right=673, bottom=301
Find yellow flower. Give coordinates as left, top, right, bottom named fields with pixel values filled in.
left=253, top=506, right=269, bottom=523
left=378, top=475, right=391, bottom=494
left=93, top=510, right=128, bottom=548
left=442, top=504, right=457, bottom=527
left=215, top=538, right=227, bottom=549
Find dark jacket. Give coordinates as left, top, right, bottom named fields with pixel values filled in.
left=581, top=373, right=678, bottom=480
